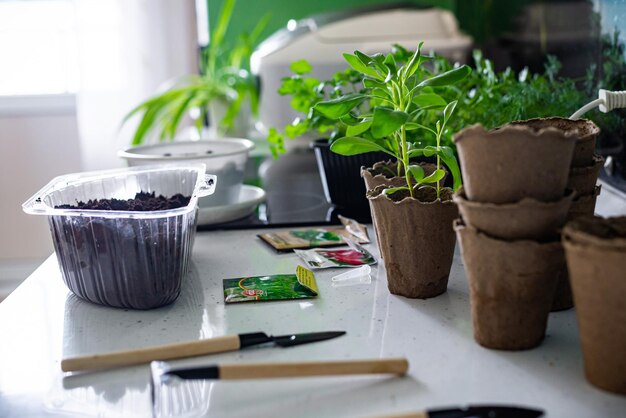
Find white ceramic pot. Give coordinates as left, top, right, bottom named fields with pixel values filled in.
left=118, top=139, right=254, bottom=207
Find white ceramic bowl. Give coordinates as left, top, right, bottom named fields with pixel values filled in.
left=119, top=139, right=254, bottom=207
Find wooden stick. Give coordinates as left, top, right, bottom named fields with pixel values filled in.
left=218, top=358, right=409, bottom=379
left=61, top=335, right=241, bottom=372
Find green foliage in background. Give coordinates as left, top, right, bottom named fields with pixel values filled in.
left=122, top=0, right=270, bottom=145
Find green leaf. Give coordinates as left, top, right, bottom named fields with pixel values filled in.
left=346, top=120, right=372, bottom=137
left=439, top=146, right=463, bottom=191
left=417, top=65, right=471, bottom=88
left=363, top=78, right=386, bottom=89
left=330, top=137, right=393, bottom=156
left=421, top=169, right=446, bottom=184
left=407, top=164, right=425, bottom=183
left=383, top=187, right=409, bottom=196
left=402, top=42, right=424, bottom=79
left=405, top=123, right=437, bottom=136
left=443, top=100, right=458, bottom=124
left=290, top=59, right=312, bottom=75
left=371, top=107, right=408, bottom=138
left=313, top=94, right=366, bottom=119
left=412, top=93, right=447, bottom=109
left=344, top=53, right=382, bottom=79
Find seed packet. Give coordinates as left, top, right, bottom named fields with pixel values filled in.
left=223, top=265, right=318, bottom=304
left=258, top=216, right=369, bottom=251
left=294, top=242, right=376, bottom=269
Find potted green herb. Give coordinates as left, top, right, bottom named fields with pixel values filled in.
left=268, top=60, right=388, bottom=221
left=312, top=43, right=470, bottom=298
left=123, top=0, right=269, bottom=144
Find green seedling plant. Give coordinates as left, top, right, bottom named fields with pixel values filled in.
left=313, top=43, right=470, bottom=200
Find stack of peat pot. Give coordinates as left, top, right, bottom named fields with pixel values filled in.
left=451, top=120, right=593, bottom=350
left=511, top=118, right=603, bottom=311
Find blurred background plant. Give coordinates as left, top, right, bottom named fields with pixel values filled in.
left=123, top=0, right=270, bottom=145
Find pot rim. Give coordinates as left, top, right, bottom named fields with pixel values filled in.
left=367, top=184, right=455, bottom=205
left=454, top=219, right=564, bottom=248
left=570, top=154, right=605, bottom=174
left=118, top=138, right=255, bottom=161
left=453, top=188, right=576, bottom=209
left=452, top=122, right=581, bottom=145
left=509, top=117, right=601, bottom=143
left=562, top=216, right=626, bottom=249
left=573, top=185, right=602, bottom=202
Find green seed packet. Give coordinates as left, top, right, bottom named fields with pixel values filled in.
left=223, top=266, right=319, bottom=304
left=257, top=216, right=370, bottom=251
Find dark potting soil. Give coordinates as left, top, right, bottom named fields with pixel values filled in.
left=55, top=191, right=191, bottom=211
left=569, top=216, right=626, bottom=239
left=50, top=191, right=194, bottom=309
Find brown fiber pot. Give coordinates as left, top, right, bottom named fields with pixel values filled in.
left=453, top=123, right=578, bottom=203
left=567, top=185, right=601, bottom=220
left=455, top=220, right=564, bottom=350
left=368, top=186, right=458, bottom=299
left=562, top=216, right=626, bottom=395
left=453, top=188, right=574, bottom=241
left=361, top=160, right=438, bottom=191
left=510, top=117, right=600, bottom=167
left=567, top=154, right=604, bottom=197
left=551, top=269, right=574, bottom=312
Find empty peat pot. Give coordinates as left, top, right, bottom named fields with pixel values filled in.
left=453, top=188, right=574, bottom=241
left=562, top=216, right=626, bottom=395
left=567, top=154, right=605, bottom=197
left=22, top=165, right=216, bottom=310
left=567, top=185, right=602, bottom=221
left=510, top=117, right=600, bottom=168
left=453, top=123, right=578, bottom=203
left=454, top=220, right=564, bottom=350
left=367, top=185, right=458, bottom=299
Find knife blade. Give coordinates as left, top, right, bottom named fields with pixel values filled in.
left=369, top=405, right=543, bottom=418
left=61, top=330, right=345, bottom=372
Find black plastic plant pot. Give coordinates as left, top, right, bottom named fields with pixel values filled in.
left=312, top=139, right=388, bottom=222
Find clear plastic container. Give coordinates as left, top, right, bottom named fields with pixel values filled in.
left=22, top=164, right=216, bottom=310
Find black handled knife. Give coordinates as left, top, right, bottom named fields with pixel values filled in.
left=61, top=330, right=346, bottom=372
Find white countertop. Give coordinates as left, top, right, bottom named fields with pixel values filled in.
left=1, top=226, right=625, bottom=418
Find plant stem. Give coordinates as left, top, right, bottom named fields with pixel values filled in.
left=436, top=129, right=441, bottom=200
left=401, top=125, right=412, bottom=198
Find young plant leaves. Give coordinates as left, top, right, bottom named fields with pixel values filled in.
left=417, top=65, right=471, bottom=87
left=346, top=120, right=372, bottom=137
left=344, top=53, right=381, bottom=79
left=330, top=137, right=392, bottom=156
left=314, top=94, right=367, bottom=119
left=407, top=164, right=425, bottom=183
left=413, top=93, right=447, bottom=110
left=371, top=107, right=408, bottom=138
left=421, top=168, right=446, bottom=184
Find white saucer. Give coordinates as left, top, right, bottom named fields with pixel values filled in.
left=197, top=185, right=266, bottom=225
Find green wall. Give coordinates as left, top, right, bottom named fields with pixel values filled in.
left=207, top=0, right=457, bottom=49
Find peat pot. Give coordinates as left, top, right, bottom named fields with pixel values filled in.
left=453, top=188, right=574, bottom=241
left=455, top=220, right=564, bottom=350
left=22, top=165, right=216, bottom=309
left=567, top=185, right=601, bottom=220
left=510, top=117, right=600, bottom=167
left=562, top=216, right=626, bottom=395
left=567, top=154, right=605, bottom=197
left=453, top=123, right=578, bottom=203
left=367, top=185, right=458, bottom=299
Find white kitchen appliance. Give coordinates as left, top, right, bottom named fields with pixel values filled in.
left=251, top=4, right=473, bottom=136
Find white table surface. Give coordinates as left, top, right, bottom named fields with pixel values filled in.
left=1, top=226, right=625, bottom=418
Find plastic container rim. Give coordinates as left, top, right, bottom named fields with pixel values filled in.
left=22, top=164, right=213, bottom=219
